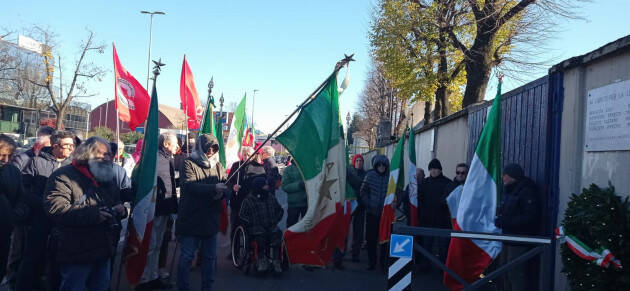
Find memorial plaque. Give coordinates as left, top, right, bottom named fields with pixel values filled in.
left=585, top=80, right=630, bottom=151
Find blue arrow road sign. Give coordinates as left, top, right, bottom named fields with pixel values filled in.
left=389, top=234, right=413, bottom=258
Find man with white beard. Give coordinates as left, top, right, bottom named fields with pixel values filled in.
left=43, top=136, right=126, bottom=291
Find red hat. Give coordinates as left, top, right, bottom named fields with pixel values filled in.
left=351, top=154, right=364, bottom=168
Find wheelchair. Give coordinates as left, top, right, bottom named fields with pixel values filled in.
left=231, top=225, right=290, bottom=274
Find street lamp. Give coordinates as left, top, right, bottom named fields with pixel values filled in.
left=140, top=10, right=165, bottom=90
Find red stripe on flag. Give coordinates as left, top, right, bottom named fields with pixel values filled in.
left=125, top=221, right=154, bottom=285
left=378, top=204, right=395, bottom=244
left=284, top=203, right=345, bottom=266
left=443, top=221, right=492, bottom=291
left=409, top=204, right=418, bottom=227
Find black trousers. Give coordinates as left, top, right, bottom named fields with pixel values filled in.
left=351, top=207, right=366, bottom=257
left=16, top=212, right=51, bottom=291
left=0, top=224, right=12, bottom=281
left=366, top=213, right=385, bottom=266
left=286, top=206, right=307, bottom=228
left=251, top=229, right=282, bottom=260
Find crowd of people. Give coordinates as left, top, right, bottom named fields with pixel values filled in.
left=0, top=126, right=542, bottom=291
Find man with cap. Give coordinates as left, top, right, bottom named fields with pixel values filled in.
left=495, top=163, right=541, bottom=291
left=417, top=158, right=452, bottom=269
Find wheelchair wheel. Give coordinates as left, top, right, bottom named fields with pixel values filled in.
left=231, top=225, right=249, bottom=270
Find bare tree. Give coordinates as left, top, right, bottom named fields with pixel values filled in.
left=27, top=28, right=105, bottom=129
left=357, top=63, right=408, bottom=148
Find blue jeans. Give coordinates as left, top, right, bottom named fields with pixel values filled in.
left=59, top=259, right=111, bottom=291
left=177, top=235, right=217, bottom=291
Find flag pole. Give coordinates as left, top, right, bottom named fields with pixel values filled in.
left=116, top=108, right=120, bottom=163
left=225, top=54, right=355, bottom=184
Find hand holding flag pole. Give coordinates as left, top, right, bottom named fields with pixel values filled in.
left=225, top=53, right=355, bottom=184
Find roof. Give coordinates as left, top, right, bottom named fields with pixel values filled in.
left=158, top=104, right=187, bottom=129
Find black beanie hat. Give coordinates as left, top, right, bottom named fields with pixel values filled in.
left=428, top=158, right=442, bottom=170
left=503, top=163, right=524, bottom=179
left=252, top=176, right=268, bottom=194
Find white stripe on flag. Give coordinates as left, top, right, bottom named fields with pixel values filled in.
left=456, top=154, right=502, bottom=258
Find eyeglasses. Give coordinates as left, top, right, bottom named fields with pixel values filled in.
left=456, top=171, right=467, bottom=175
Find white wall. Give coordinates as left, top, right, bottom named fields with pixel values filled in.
left=555, top=45, right=630, bottom=291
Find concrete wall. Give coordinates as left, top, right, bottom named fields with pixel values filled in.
left=362, top=113, right=469, bottom=183
left=555, top=41, right=630, bottom=291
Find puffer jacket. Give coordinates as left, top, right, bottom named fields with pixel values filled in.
left=43, top=162, right=123, bottom=264
left=23, top=147, right=71, bottom=213
left=176, top=135, right=227, bottom=237
left=281, top=164, right=307, bottom=208
left=360, top=154, right=390, bottom=216
left=226, top=160, right=266, bottom=212
left=0, top=164, right=23, bottom=229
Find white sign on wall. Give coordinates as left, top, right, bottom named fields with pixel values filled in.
left=18, top=35, right=43, bottom=55
left=585, top=80, right=630, bottom=151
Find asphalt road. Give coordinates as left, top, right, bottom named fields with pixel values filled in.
left=0, top=189, right=452, bottom=291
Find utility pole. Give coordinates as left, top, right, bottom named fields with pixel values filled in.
left=140, top=10, right=165, bottom=90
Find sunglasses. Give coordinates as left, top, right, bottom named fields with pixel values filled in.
left=456, top=171, right=467, bottom=175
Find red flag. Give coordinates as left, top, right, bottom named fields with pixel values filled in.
left=113, top=44, right=150, bottom=130
left=180, top=56, right=202, bottom=129
left=242, top=126, right=254, bottom=147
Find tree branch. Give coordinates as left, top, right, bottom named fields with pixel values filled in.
left=446, top=28, right=469, bottom=56
left=499, top=0, right=536, bottom=26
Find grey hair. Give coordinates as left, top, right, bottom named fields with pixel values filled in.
left=158, top=132, right=178, bottom=148
left=72, top=136, right=111, bottom=165
left=241, top=146, right=255, bottom=156
left=261, top=145, right=275, bottom=157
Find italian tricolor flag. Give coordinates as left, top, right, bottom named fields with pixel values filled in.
left=444, top=82, right=503, bottom=290
left=277, top=73, right=347, bottom=266
left=406, top=127, right=418, bottom=227
left=225, top=94, right=247, bottom=169
left=379, top=134, right=405, bottom=243
left=125, top=75, right=159, bottom=285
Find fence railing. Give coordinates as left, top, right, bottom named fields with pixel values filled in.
left=390, top=223, right=552, bottom=291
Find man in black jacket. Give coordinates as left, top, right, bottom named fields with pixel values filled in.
left=17, top=130, right=75, bottom=291
left=135, top=133, right=179, bottom=290
left=260, top=145, right=281, bottom=193
left=176, top=134, right=227, bottom=291
left=495, top=163, right=541, bottom=291
left=348, top=154, right=367, bottom=262
left=0, top=134, right=20, bottom=282
left=11, top=126, right=54, bottom=172
left=43, top=136, right=126, bottom=291
left=417, top=158, right=452, bottom=268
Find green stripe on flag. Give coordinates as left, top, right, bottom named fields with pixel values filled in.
left=215, top=114, right=226, bottom=168
left=277, top=73, right=340, bottom=180
left=475, top=83, right=502, bottom=186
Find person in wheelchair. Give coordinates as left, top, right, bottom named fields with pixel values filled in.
left=239, top=176, right=284, bottom=273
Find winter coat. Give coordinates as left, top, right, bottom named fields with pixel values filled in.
left=43, top=163, right=124, bottom=264
left=227, top=160, right=266, bottom=212
left=22, top=147, right=71, bottom=214
left=360, top=155, right=390, bottom=216
left=263, top=157, right=281, bottom=190
left=176, top=140, right=227, bottom=238
left=239, top=192, right=283, bottom=235
left=347, top=166, right=366, bottom=207
left=0, top=164, right=23, bottom=229
left=418, top=173, right=452, bottom=229
left=281, top=164, right=307, bottom=208
left=11, top=148, right=35, bottom=172
left=496, top=177, right=541, bottom=236
left=155, top=148, right=178, bottom=216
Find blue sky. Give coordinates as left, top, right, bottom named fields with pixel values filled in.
left=1, top=1, right=628, bottom=133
